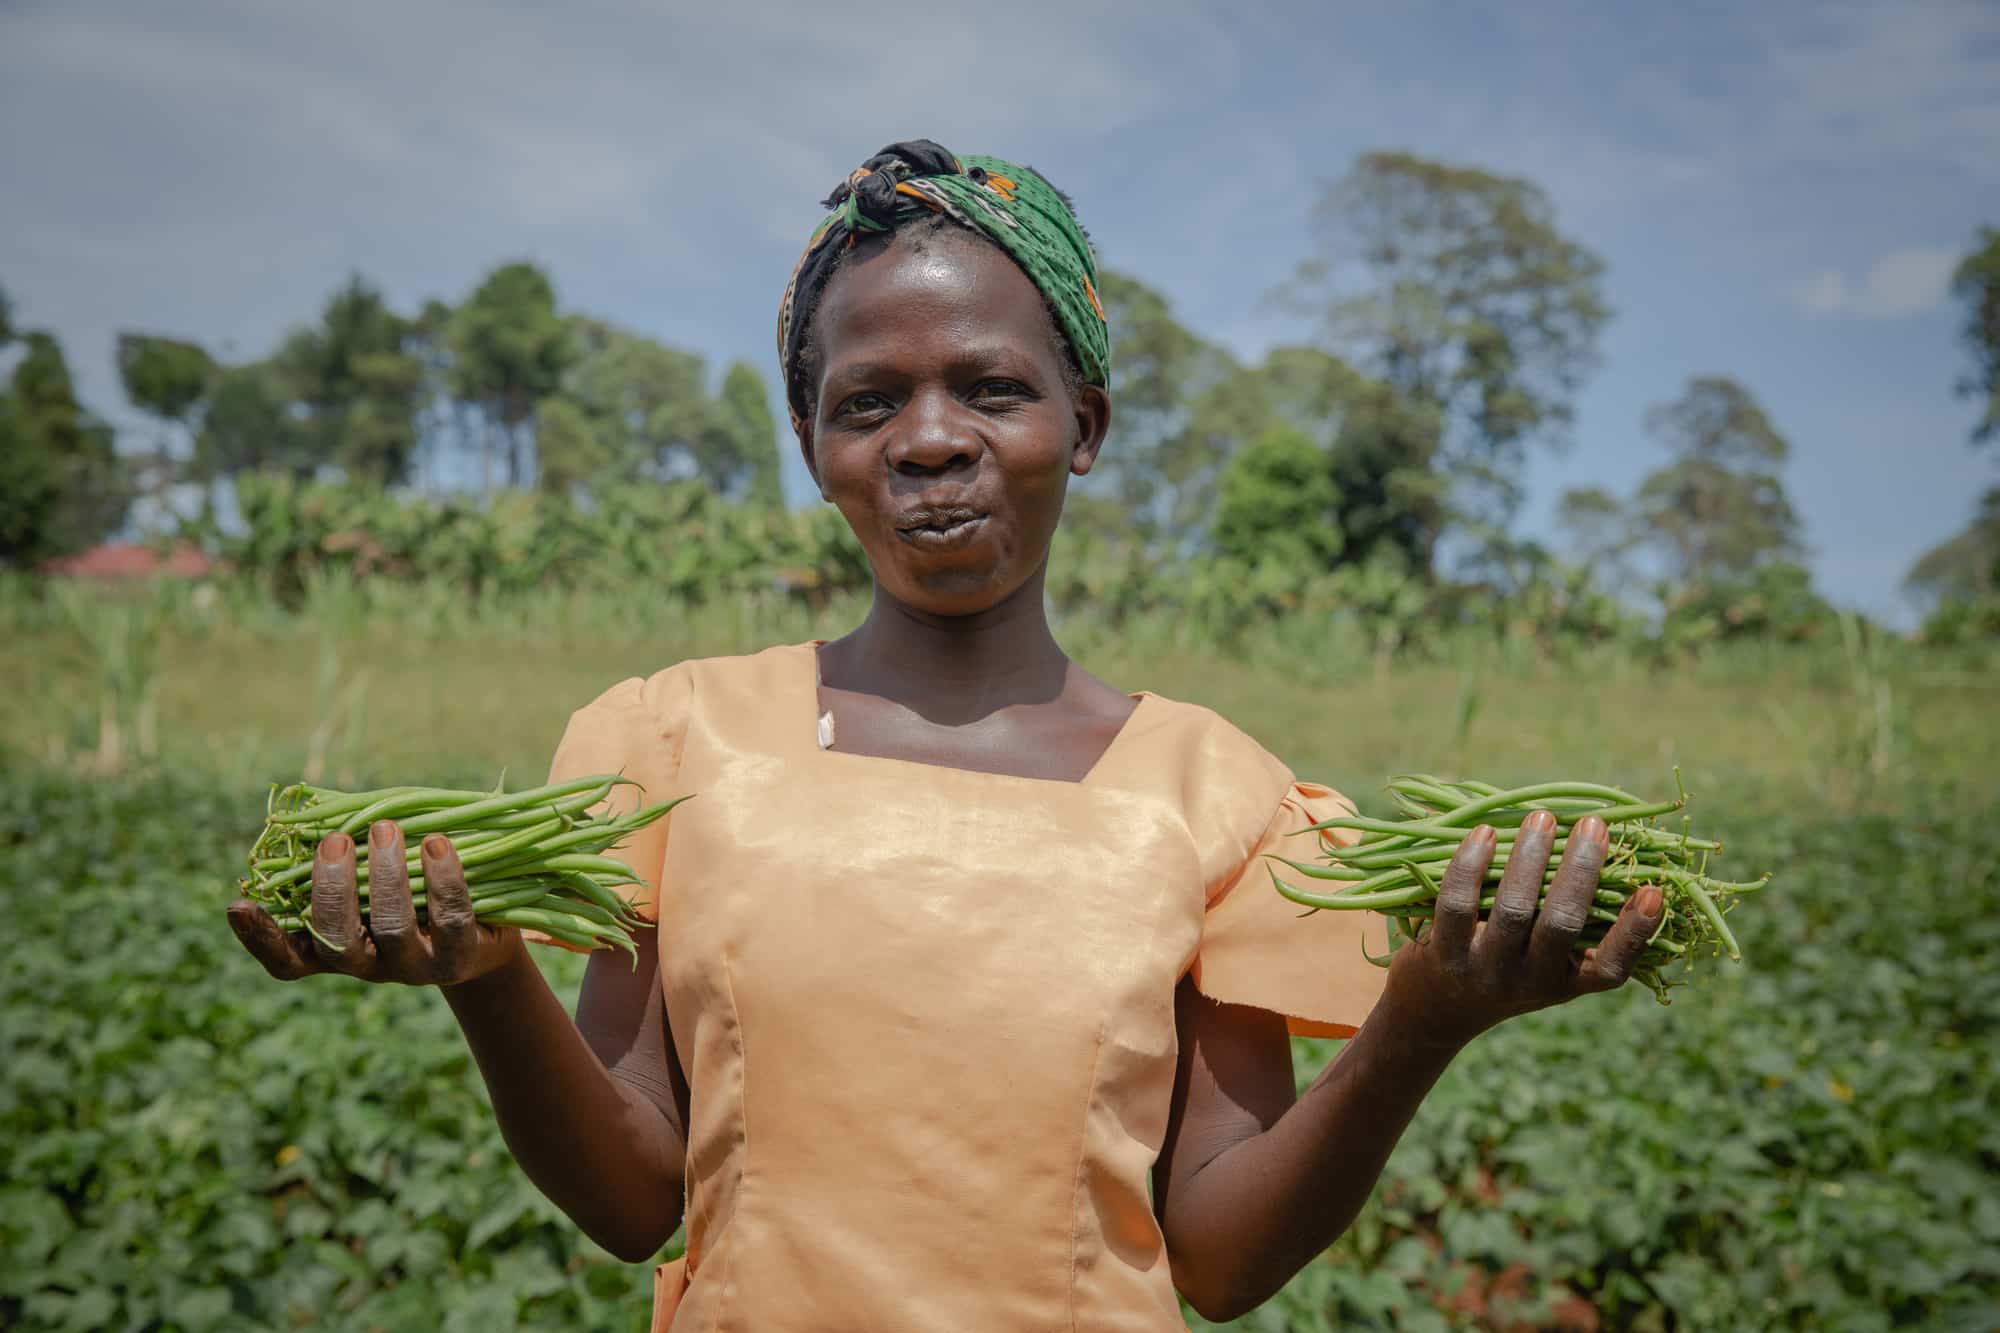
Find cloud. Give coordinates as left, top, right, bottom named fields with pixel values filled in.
left=0, top=0, right=1242, bottom=430
left=1792, top=245, right=1961, bottom=318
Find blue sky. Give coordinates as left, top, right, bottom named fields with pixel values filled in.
left=3, top=0, right=1996, bottom=624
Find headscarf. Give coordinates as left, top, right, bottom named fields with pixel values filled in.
left=776, top=139, right=1109, bottom=434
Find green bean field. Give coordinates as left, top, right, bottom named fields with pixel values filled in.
left=2, top=583, right=1997, bottom=1331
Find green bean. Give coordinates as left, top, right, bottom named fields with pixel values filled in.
left=239, top=773, right=686, bottom=957
left=1269, top=771, right=1770, bottom=1001
left=391, top=776, right=630, bottom=838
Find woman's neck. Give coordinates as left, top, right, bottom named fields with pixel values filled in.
left=820, top=563, right=1071, bottom=717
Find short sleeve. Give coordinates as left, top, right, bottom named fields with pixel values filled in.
left=1191, top=780, right=1391, bottom=1038
left=524, top=663, right=692, bottom=951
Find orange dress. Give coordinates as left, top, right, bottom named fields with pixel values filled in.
left=537, top=642, right=1387, bottom=1331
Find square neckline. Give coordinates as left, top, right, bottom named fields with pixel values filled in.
left=801, top=640, right=1151, bottom=788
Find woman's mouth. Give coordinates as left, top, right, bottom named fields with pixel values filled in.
left=895, top=507, right=988, bottom=552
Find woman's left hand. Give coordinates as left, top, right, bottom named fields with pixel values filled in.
left=1380, top=809, right=1664, bottom=1048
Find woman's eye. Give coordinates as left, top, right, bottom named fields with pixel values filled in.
left=839, top=392, right=891, bottom=417
left=973, top=379, right=1028, bottom=400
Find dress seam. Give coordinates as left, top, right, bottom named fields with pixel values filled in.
left=711, top=950, right=747, bottom=1332
left=1064, top=1019, right=1109, bottom=1333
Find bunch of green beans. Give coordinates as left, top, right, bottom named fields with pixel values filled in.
left=1267, top=773, right=1770, bottom=1002
left=238, top=774, right=691, bottom=958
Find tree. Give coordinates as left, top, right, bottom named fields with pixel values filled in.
left=1166, top=346, right=1357, bottom=529
left=1284, top=152, right=1611, bottom=537
left=116, top=333, right=215, bottom=433
left=1635, top=376, right=1802, bottom=581
left=1090, top=271, right=1230, bottom=530
left=192, top=360, right=314, bottom=480
left=278, top=275, right=425, bottom=486
left=1904, top=487, right=1999, bottom=607
left=0, top=330, right=129, bottom=566
left=715, top=362, right=783, bottom=505
left=1953, top=226, right=2000, bottom=444
left=1324, top=380, right=1448, bottom=574
left=1160, top=344, right=1445, bottom=572
left=543, top=316, right=706, bottom=492
left=1554, top=484, right=1631, bottom=571
left=1556, top=376, right=1803, bottom=593
left=116, top=334, right=219, bottom=522
left=1212, top=425, right=1343, bottom=569
left=533, top=394, right=619, bottom=498
left=449, top=262, right=574, bottom=491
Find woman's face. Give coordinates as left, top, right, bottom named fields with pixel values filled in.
left=801, top=230, right=1111, bottom=619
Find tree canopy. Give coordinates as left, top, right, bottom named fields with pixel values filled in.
left=1284, top=151, right=1610, bottom=537
left=0, top=328, right=129, bottom=567
left=1556, top=376, right=1802, bottom=589
left=1953, top=226, right=2000, bottom=445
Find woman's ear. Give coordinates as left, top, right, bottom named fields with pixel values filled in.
left=1068, top=383, right=1111, bottom=477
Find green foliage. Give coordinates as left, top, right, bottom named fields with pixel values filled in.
left=449, top=263, right=575, bottom=490
left=4, top=760, right=1993, bottom=1330
left=1554, top=485, right=1627, bottom=572
left=1906, top=488, right=1999, bottom=636
left=1910, top=487, right=2000, bottom=645
left=205, top=474, right=868, bottom=609
left=276, top=276, right=427, bottom=486
left=1657, top=560, right=1838, bottom=649
left=1326, top=381, right=1449, bottom=574
left=1918, top=594, right=2000, bottom=647
left=1196, top=807, right=2000, bottom=1332
left=116, top=333, right=216, bottom=425
left=1952, top=224, right=2000, bottom=443
left=0, top=770, right=666, bottom=1331
left=1213, top=426, right=1344, bottom=569
left=1091, top=270, right=1230, bottom=526
left=539, top=315, right=702, bottom=492
left=718, top=361, right=784, bottom=506
left=188, top=477, right=1781, bottom=664
left=193, top=360, right=316, bottom=481
left=1635, top=377, right=1802, bottom=581
left=1286, top=151, right=1611, bottom=531
left=0, top=331, right=130, bottom=567
left=540, top=319, right=780, bottom=501
left=1557, top=378, right=1814, bottom=639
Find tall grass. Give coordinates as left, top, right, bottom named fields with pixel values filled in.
left=3, top=574, right=1993, bottom=814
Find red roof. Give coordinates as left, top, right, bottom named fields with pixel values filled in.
left=39, top=542, right=214, bottom=579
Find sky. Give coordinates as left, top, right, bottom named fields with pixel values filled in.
left=3, top=0, right=1997, bottom=625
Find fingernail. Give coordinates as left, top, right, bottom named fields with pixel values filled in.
left=1638, top=886, right=1663, bottom=916
left=423, top=834, right=449, bottom=858
left=1575, top=815, right=1607, bottom=845
left=318, top=832, right=351, bottom=860
left=371, top=819, right=397, bottom=848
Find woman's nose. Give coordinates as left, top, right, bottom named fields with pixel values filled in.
left=885, top=390, right=981, bottom=475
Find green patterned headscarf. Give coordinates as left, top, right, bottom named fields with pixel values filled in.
left=776, top=138, right=1109, bottom=433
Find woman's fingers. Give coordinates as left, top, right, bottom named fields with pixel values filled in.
left=1478, top=809, right=1555, bottom=959
left=421, top=834, right=478, bottom=978
left=308, top=832, right=371, bottom=975
left=365, top=820, right=426, bottom=975
left=226, top=899, right=322, bottom=981
left=1527, top=815, right=1607, bottom=981
left=1429, top=825, right=1494, bottom=969
left=1577, top=886, right=1664, bottom=993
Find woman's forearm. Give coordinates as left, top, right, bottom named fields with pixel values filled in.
left=441, top=948, right=687, bottom=1260
left=1172, top=1000, right=1466, bottom=1319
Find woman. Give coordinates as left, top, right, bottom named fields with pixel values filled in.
left=226, top=140, right=1664, bottom=1330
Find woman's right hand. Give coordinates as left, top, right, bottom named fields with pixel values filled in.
left=226, top=820, right=525, bottom=985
